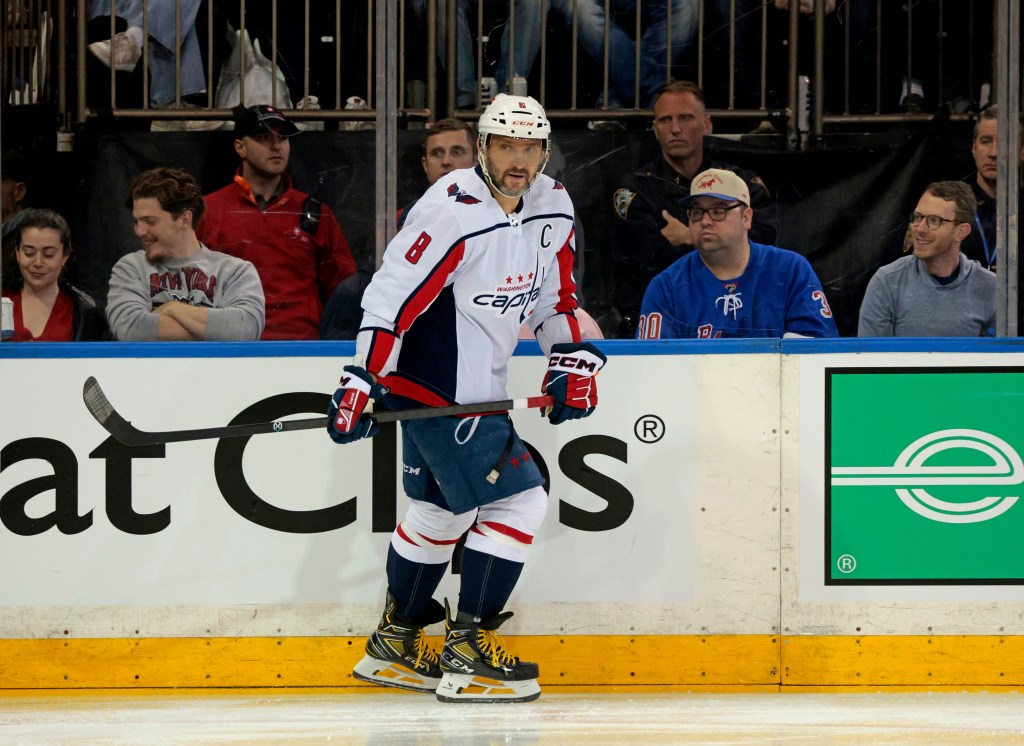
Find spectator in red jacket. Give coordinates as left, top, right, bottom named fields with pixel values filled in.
left=197, top=104, right=357, bottom=340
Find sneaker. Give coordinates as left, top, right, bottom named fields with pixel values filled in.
left=351, top=593, right=444, bottom=693
left=436, top=599, right=541, bottom=703
left=340, top=96, right=374, bottom=131
left=587, top=119, right=625, bottom=132
left=899, top=93, right=925, bottom=114
left=88, top=33, right=141, bottom=72
left=150, top=101, right=227, bottom=132
left=294, top=95, right=323, bottom=132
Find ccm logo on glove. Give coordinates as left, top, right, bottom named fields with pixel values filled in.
left=547, top=352, right=603, bottom=374
left=542, top=342, right=607, bottom=425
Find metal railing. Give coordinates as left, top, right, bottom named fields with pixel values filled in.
left=1, top=0, right=1019, bottom=334
left=0, top=1, right=1003, bottom=134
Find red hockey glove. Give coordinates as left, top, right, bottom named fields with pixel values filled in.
left=327, top=366, right=385, bottom=444
left=542, top=342, right=607, bottom=425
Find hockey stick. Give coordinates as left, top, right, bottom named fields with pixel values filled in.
left=83, top=376, right=553, bottom=446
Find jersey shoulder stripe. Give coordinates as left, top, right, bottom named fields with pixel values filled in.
left=394, top=240, right=467, bottom=331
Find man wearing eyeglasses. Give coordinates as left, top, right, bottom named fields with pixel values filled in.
left=858, top=181, right=996, bottom=337
left=610, top=81, right=779, bottom=339
left=635, top=168, right=836, bottom=339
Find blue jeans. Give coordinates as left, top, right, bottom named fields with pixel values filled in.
left=490, top=0, right=703, bottom=107
left=493, top=0, right=546, bottom=94
left=410, top=0, right=477, bottom=108
left=87, top=0, right=205, bottom=107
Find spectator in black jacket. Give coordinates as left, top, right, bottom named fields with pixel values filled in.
left=610, top=81, right=779, bottom=337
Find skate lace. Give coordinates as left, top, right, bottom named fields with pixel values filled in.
left=412, top=628, right=439, bottom=667
left=477, top=629, right=518, bottom=667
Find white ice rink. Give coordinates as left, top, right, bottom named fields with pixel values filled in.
left=2, top=691, right=1023, bottom=745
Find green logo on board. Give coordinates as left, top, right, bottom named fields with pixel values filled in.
left=826, top=368, right=1024, bottom=584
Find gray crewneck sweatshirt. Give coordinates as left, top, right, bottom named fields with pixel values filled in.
left=858, top=253, right=996, bottom=337
left=107, top=244, right=265, bottom=341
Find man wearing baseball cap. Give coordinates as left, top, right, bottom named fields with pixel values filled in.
left=196, top=104, right=356, bottom=340
left=610, top=81, right=780, bottom=338
left=636, top=168, right=838, bottom=339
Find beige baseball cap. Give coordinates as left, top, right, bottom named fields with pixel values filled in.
left=680, top=168, right=751, bottom=206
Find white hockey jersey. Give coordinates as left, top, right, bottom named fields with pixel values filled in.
left=357, top=166, right=581, bottom=407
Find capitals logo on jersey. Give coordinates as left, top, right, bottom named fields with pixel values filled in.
left=447, top=183, right=481, bottom=205
left=472, top=266, right=541, bottom=320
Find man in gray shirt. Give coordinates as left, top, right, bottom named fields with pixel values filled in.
left=858, top=180, right=996, bottom=337
left=107, top=167, right=265, bottom=341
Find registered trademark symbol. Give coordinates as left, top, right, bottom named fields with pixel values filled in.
left=634, top=414, right=665, bottom=444
left=837, top=554, right=857, bottom=574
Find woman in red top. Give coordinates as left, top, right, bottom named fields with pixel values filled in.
left=1, top=209, right=106, bottom=341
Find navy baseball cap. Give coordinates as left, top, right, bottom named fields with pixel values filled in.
left=233, top=104, right=299, bottom=138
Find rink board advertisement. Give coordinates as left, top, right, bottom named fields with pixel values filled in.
left=5, top=341, right=1024, bottom=688
left=827, top=367, right=1024, bottom=585
left=790, top=345, right=1024, bottom=638
left=0, top=344, right=740, bottom=636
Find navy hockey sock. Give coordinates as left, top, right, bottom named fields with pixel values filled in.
left=385, top=544, right=448, bottom=620
left=456, top=547, right=524, bottom=621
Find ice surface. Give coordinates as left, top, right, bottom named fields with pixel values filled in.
left=0, top=691, right=1022, bottom=745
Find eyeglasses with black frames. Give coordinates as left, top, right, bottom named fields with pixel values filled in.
left=685, top=203, right=745, bottom=222
left=909, top=212, right=961, bottom=229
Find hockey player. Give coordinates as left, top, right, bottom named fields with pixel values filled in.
left=327, top=94, right=605, bottom=703
left=636, top=168, right=837, bottom=339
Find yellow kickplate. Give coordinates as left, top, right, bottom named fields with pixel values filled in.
left=1, top=635, right=1016, bottom=690
left=0, top=635, right=776, bottom=689
left=782, top=635, right=1024, bottom=687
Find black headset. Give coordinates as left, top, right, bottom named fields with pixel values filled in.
left=299, top=174, right=324, bottom=235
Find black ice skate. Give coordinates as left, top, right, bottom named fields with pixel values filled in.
left=351, top=593, right=445, bottom=693
left=435, top=599, right=541, bottom=703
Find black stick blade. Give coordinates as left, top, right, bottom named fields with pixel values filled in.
left=83, top=375, right=145, bottom=444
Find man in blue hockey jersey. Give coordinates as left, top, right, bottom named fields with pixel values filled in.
left=636, top=168, right=838, bottom=339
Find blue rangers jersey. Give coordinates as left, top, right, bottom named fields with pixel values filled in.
left=357, top=165, right=581, bottom=407
left=636, top=242, right=838, bottom=339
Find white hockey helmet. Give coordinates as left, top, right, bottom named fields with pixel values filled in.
left=478, top=93, right=551, bottom=140
left=477, top=94, right=552, bottom=198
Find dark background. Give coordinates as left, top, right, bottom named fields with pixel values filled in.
left=60, top=120, right=978, bottom=338
left=1, top=102, right=979, bottom=339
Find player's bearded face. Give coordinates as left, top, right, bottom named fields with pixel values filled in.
left=484, top=136, right=545, bottom=197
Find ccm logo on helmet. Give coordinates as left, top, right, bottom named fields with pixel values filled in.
left=548, top=354, right=600, bottom=374
left=512, top=120, right=533, bottom=126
